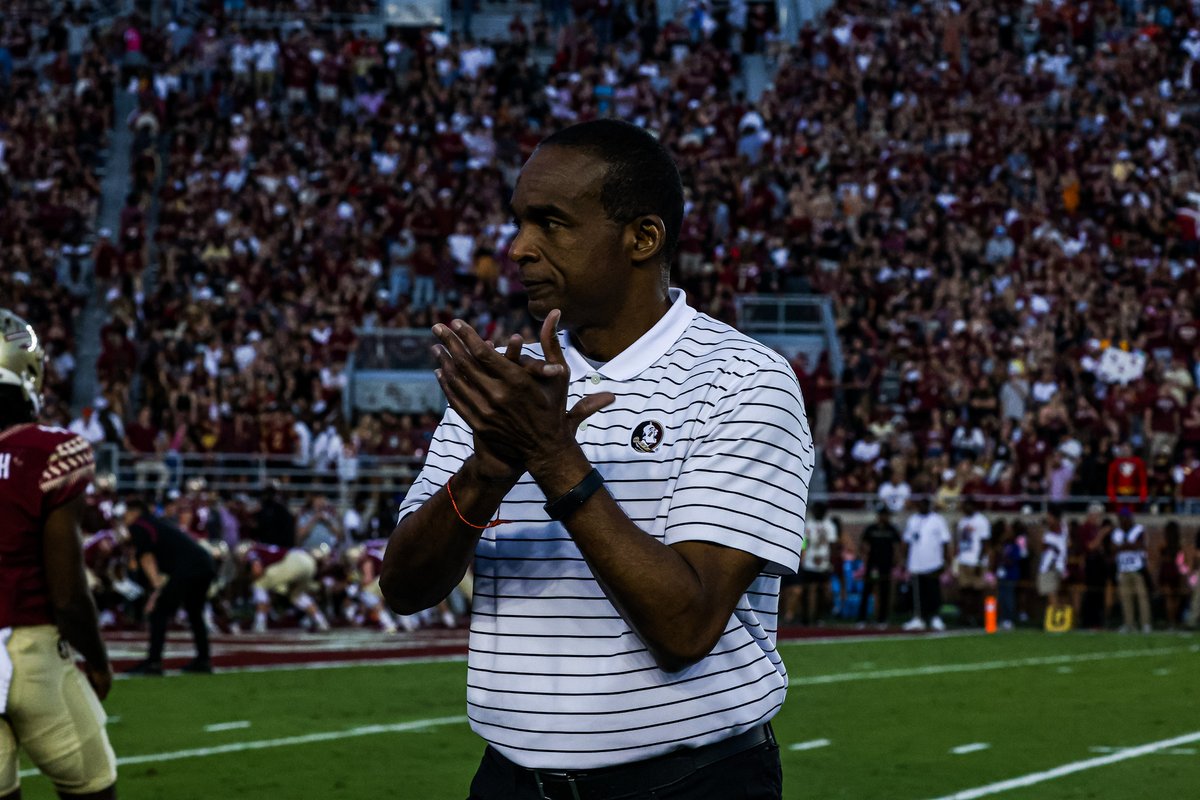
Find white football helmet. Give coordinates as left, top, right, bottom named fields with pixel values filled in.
left=0, top=309, right=45, bottom=416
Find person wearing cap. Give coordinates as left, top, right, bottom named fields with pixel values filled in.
left=122, top=497, right=217, bottom=674
left=858, top=505, right=903, bottom=628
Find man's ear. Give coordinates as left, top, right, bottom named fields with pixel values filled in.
left=628, top=215, right=667, bottom=265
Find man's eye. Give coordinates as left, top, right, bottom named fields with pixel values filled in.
left=544, top=219, right=563, bottom=230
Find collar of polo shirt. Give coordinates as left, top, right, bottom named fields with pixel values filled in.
left=558, top=288, right=697, bottom=382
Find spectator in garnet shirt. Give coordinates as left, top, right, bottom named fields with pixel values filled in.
left=124, top=406, right=162, bottom=454
left=1178, top=394, right=1200, bottom=452
left=124, top=406, right=169, bottom=495
left=808, top=352, right=836, bottom=446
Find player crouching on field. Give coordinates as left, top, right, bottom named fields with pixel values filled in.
left=238, top=541, right=332, bottom=632
left=342, top=542, right=408, bottom=633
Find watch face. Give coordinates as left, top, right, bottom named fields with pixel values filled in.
left=631, top=420, right=664, bottom=453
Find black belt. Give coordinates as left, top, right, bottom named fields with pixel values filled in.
left=520, top=724, right=776, bottom=800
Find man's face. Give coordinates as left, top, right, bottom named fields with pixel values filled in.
left=508, top=146, right=635, bottom=326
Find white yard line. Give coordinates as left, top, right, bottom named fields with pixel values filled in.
left=801, top=644, right=1198, bottom=686
left=951, top=743, right=991, bottom=755
left=927, top=731, right=1200, bottom=800
left=203, top=721, right=251, bottom=733
left=112, top=653, right=469, bottom=679
left=19, top=716, right=468, bottom=779
left=788, top=738, right=831, bottom=751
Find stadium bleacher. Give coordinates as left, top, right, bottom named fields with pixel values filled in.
left=5, top=0, right=1200, bottom=637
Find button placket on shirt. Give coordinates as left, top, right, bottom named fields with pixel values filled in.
left=577, top=374, right=603, bottom=433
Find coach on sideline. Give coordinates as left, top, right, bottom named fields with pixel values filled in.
left=382, top=120, right=813, bottom=800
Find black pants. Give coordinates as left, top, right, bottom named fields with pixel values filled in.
left=914, top=570, right=942, bottom=622
left=148, top=569, right=215, bottom=663
left=467, top=739, right=782, bottom=800
left=858, top=568, right=892, bottom=623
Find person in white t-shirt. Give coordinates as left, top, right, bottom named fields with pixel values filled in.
left=1037, top=508, right=1069, bottom=610
left=954, top=497, right=992, bottom=626
left=798, top=503, right=838, bottom=625
left=1111, top=510, right=1152, bottom=633
left=902, top=497, right=952, bottom=631
left=877, top=464, right=912, bottom=514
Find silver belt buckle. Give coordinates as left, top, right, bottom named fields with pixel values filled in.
left=533, top=770, right=582, bottom=800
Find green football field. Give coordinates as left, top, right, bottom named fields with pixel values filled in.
left=18, top=631, right=1200, bottom=799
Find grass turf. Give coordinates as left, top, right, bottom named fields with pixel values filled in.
left=17, top=631, right=1200, bottom=799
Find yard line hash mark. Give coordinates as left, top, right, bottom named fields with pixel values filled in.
left=951, top=743, right=991, bottom=755
left=788, top=739, right=831, bottom=751
left=927, top=730, right=1200, bottom=799
left=204, top=721, right=251, bottom=732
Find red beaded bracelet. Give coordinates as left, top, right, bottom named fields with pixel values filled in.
left=446, top=475, right=511, bottom=529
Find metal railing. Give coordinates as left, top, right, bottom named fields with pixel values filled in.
left=97, top=445, right=424, bottom=499
left=95, top=445, right=1200, bottom=518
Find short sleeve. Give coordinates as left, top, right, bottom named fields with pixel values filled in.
left=39, top=433, right=95, bottom=512
left=664, top=355, right=813, bottom=574
left=397, top=407, right=474, bottom=523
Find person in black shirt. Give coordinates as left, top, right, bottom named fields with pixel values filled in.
left=253, top=483, right=297, bottom=548
left=857, top=506, right=902, bottom=627
left=122, top=497, right=216, bottom=675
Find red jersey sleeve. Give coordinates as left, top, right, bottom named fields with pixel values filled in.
left=39, top=432, right=95, bottom=513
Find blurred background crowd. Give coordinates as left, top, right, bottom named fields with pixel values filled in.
left=4, top=0, right=1200, bottom=630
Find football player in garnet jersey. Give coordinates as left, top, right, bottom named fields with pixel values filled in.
left=0, top=309, right=118, bottom=799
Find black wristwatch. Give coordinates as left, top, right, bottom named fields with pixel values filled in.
left=543, top=468, right=605, bottom=521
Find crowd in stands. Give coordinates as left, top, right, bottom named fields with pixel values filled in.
left=781, top=0, right=1200, bottom=514
left=24, top=0, right=1198, bottom=517
left=8, top=0, right=1200, bottom=645
left=9, top=0, right=1200, bottom=519
left=0, top=4, right=116, bottom=423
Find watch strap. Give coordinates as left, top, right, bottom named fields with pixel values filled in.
left=543, top=468, right=605, bottom=521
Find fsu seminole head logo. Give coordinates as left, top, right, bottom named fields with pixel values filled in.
left=631, top=420, right=664, bottom=453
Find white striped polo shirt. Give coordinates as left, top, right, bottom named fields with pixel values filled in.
left=398, top=288, right=813, bottom=769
